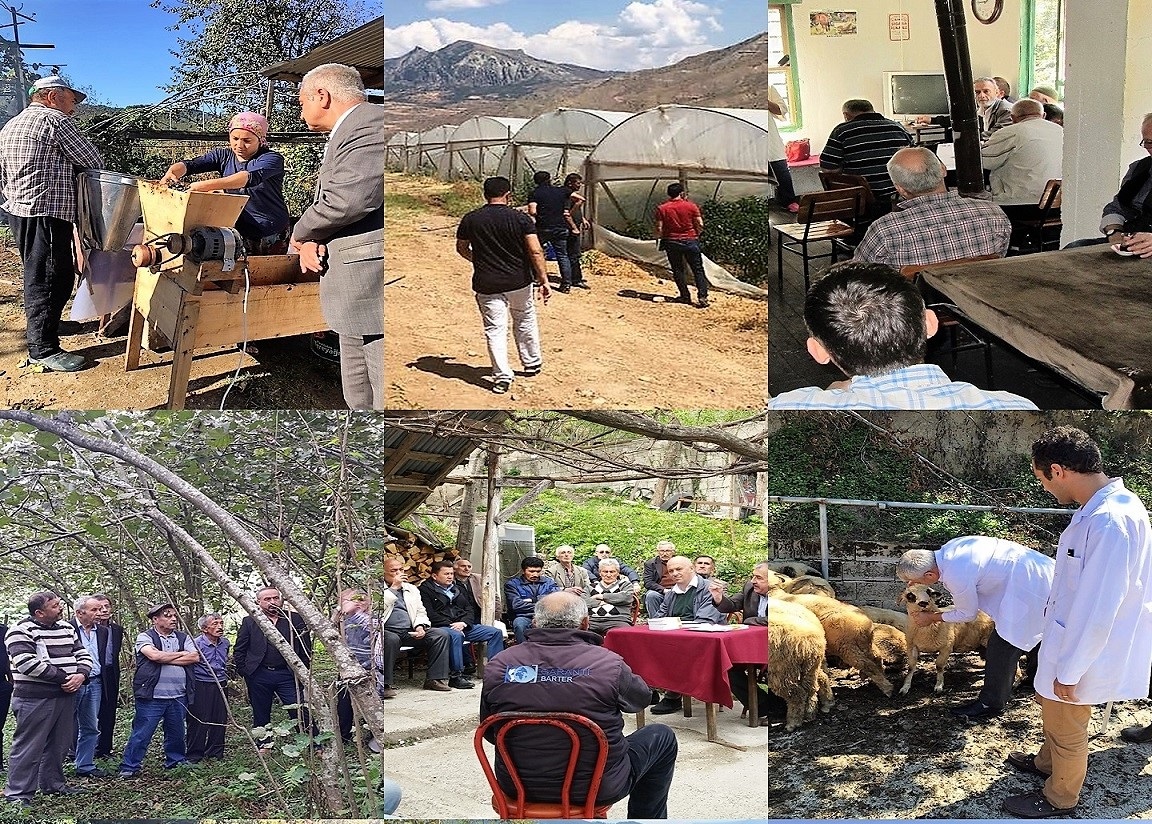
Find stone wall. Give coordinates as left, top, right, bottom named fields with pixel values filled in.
left=769, top=537, right=942, bottom=607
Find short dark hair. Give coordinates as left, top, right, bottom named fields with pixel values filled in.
left=843, top=99, right=875, bottom=115
left=429, top=559, right=455, bottom=574
left=694, top=555, right=715, bottom=565
left=27, top=591, right=59, bottom=616
left=804, top=262, right=926, bottom=376
left=564, top=173, right=582, bottom=186
left=1031, top=427, right=1104, bottom=478
left=521, top=556, right=545, bottom=571
left=667, top=183, right=685, bottom=198
left=533, top=170, right=552, bottom=185
left=483, top=177, right=512, bottom=199
left=1043, top=103, right=1064, bottom=124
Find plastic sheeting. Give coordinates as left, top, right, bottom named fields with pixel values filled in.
left=592, top=223, right=767, bottom=299
left=409, top=125, right=454, bottom=175
left=386, top=131, right=417, bottom=170
left=495, top=109, right=633, bottom=186
left=443, top=116, right=529, bottom=180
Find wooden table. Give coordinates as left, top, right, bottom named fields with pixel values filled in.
left=602, top=624, right=767, bottom=745
left=920, top=247, right=1152, bottom=408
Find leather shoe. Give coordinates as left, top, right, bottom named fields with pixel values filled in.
left=950, top=700, right=1002, bottom=722
left=650, top=697, right=683, bottom=715
left=380, top=686, right=398, bottom=699
left=423, top=679, right=452, bottom=692
left=649, top=689, right=663, bottom=706
left=76, top=767, right=110, bottom=778
left=1006, top=752, right=1051, bottom=778
left=1120, top=723, right=1152, bottom=743
left=1002, top=791, right=1076, bottom=818
left=46, top=785, right=86, bottom=795
left=448, top=676, right=475, bottom=689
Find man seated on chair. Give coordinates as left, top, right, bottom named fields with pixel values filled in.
left=852, top=147, right=1012, bottom=268
left=479, top=592, right=678, bottom=818
left=819, top=98, right=912, bottom=213
left=380, top=557, right=457, bottom=692
left=1066, top=113, right=1152, bottom=255
left=545, top=544, right=590, bottom=594
left=649, top=555, right=728, bottom=716
left=419, top=560, right=505, bottom=687
left=766, top=262, right=1038, bottom=410
left=582, top=543, right=641, bottom=588
left=584, top=559, right=636, bottom=636
left=453, top=556, right=505, bottom=674
left=642, top=540, right=677, bottom=618
left=693, top=555, right=716, bottom=578
left=504, top=556, right=560, bottom=644
left=981, top=99, right=1063, bottom=225
left=709, top=561, right=771, bottom=725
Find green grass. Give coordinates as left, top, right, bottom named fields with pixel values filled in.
left=383, top=192, right=427, bottom=213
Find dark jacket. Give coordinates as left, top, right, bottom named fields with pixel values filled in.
left=0, top=623, right=11, bottom=692
left=716, top=582, right=768, bottom=626
left=233, top=612, right=312, bottom=677
left=642, top=556, right=675, bottom=595
left=503, top=575, right=560, bottom=619
left=581, top=557, right=640, bottom=583
left=69, top=618, right=110, bottom=682
left=418, top=579, right=474, bottom=629
left=479, top=627, right=650, bottom=805
left=132, top=628, right=196, bottom=702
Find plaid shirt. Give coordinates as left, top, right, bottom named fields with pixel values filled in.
left=768, top=364, right=1038, bottom=410
left=0, top=103, right=103, bottom=221
left=852, top=191, right=1011, bottom=268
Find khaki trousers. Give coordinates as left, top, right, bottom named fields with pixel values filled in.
left=1033, top=695, right=1092, bottom=809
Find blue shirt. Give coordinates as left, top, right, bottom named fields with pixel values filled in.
left=182, top=146, right=289, bottom=238
left=192, top=633, right=229, bottom=683
left=77, top=624, right=101, bottom=679
left=768, top=364, right=1038, bottom=410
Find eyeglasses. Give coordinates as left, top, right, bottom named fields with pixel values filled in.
left=1140, top=140, right=1152, bottom=147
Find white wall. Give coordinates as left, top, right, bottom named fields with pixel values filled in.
left=789, top=0, right=1024, bottom=152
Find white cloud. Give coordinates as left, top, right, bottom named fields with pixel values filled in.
left=385, top=0, right=727, bottom=70
left=426, top=0, right=507, bottom=10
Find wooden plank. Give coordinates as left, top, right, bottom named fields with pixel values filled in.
left=138, top=181, right=248, bottom=237
left=132, top=270, right=184, bottom=342
left=167, top=298, right=202, bottom=411
left=191, top=283, right=325, bottom=347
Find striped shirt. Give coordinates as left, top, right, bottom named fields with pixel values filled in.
left=852, top=191, right=1011, bottom=268
left=5, top=616, right=93, bottom=698
left=0, top=103, right=103, bottom=221
left=768, top=364, right=1038, bottom=410
left=820, top=113, right=912, bottom=200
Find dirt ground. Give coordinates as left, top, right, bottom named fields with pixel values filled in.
left=383, top=172, right=768, bottom=409
left=767, top=652, right=1152, bottom=819
left=0, top=234, right=346, bottom=410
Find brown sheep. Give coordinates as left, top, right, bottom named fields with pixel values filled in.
left=857, top=605, right=909, bottom=632
left=898, top=583, right=995, bottom=695
left=871, top=622, right=908, bottom=670
left=767, top=596, right=835, bottom=730
left=767, top=561, right=822, bottom=580
left=767, top=574, right=895, bottom=697
left=780, top=574, right=836, bottom=598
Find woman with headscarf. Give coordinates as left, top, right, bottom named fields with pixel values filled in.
left=160, top=112, right=291, bottom=254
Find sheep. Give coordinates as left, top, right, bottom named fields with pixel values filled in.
left=857, top=605, right=909, bottom=632
left=767, top=560, right=822, bottom=580
left=871, top=622, right=908, bottom=670
left=766, top=574, right=895, bottom=697
left=780, top=574, right=836, bottom=598
left=898, top=583, right=995, bottom=695
left=766, top=596, right=835, bottom=730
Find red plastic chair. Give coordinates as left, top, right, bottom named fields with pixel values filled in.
left=474, top=711, right=612, bottom=819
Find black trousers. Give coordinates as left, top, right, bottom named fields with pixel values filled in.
left=95, top=667, right=119, bottom=758
left=8, top=214, right=78, bottom=359
left=0, top=683, right=12, bottom=766
left=185, top=680, right=228, bottom=761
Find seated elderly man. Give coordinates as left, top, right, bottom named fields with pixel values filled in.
left=582, top=543, right=641, bottom=587
left=975, top=76, right=1014, bottom=140
left=642, top=540, right=677, bottom=618
left=852, top=147, right=1012, bottom=268
left=710, top=562, right=770, bottom=724
left=545, top=544, right=590, bottom=594
left=380, top=557, right=456, bottom=692
left=819, top=98, right=912, bottom=211
left=897, top=537, right=1054, bottom=721
left=981, top=99, right=1063, bottom=222
left=1070, top=113, right=1152, bottom=257
left=767, top=262, right=1038, bottom=410
left=584, top=558, right=636, bottom=635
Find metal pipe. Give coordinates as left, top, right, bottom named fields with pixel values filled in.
left=767, top=495, right=1071, bottom=516
left=818, top=502, right=829, bottom=578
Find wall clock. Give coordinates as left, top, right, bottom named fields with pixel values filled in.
left=972, top=0, right=1003, bottom=24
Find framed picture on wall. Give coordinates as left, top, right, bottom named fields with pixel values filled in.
left=810, top=10, right=858, bottom=37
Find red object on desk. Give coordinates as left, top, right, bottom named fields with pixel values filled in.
left=602, top=625, right=768, bottom=707
left=787, top=153, right=821, bottom=168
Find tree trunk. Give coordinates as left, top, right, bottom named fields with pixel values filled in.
left=480, top=445, right=502, bottom=626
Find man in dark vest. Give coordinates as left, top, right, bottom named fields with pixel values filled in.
left=117, top=603, right=199, bottom=778
left=91, top=594, right=123, bottom=759
left=233, top=586, right=313, bottom=749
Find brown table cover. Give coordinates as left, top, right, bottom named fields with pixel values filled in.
left=921, top=247, right=1152, bottom=408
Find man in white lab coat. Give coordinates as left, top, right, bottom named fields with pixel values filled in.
left=1002, top=426, right=1152, bottom=819
left=897, top=536, right=1054, bottom=721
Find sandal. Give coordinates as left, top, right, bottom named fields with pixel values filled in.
left=29, top=350, right=88, bottom=372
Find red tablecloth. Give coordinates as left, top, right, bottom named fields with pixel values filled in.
left=602, top=625, right=768, bottom=708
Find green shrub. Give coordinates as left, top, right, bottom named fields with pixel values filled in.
left=700, top=196, right=773, bottom=285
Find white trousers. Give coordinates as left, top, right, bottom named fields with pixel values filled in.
left=474, top=284, right=542, bottom=381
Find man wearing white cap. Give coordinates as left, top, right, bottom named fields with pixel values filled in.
left=0, top=76, right=102, bottom=372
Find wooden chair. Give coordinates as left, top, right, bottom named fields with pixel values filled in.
left=475, top=711, right=612, bottom=819
left=1010, top=179, right=1062, bottom=254
left=776, top=187, right=866, bottom=291
left=818, top=170, right=877, bottom=214
left=900, top=255, right=1001, bottom=387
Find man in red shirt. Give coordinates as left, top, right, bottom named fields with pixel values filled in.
left=654, top=184, right=710, bottom=308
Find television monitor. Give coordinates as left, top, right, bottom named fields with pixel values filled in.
left=884, top=71, right=950, bottom=118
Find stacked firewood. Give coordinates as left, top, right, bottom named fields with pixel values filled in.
left=383, top=523, right=454, bottom=585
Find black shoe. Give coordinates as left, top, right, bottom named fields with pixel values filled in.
left=671, top=295, right=692, bottom=304
left=448, top=676, right=475, bottom=689
left=1002, top=791, right=1077, bottom=818
left=649, top=689, right=663, bottom=706
left=1121, top=723, right=1152, bottom=743
left=558, top=284, right=571, bottom=294
left=950, top=700, right=1002, bottom=722
left=1006, top=751, right=1051, bottom=778
left=696, top=298, right=710, bottom=309
left=573, top=281, right=591, bottom=290
left=492, top=378, right=512, bottom=394
left=76, top=768, right=110, bottom=778
left=650, top=697, right=682, bottom=715
left=523, top=363, right=542, bottom=377
left=463, top=665, right=477, bottom=676
left=46, top=785, right=86, bottom=795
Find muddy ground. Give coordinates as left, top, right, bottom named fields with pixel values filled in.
left=767, top=653, right=1152, bottom=819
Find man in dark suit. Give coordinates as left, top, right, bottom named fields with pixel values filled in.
left=292, top=63, right=384, bottom=410
left=419, top=560, right=505, bottom=687
left=233, top=587, right=313, bottom=749
left=710, top=561, right=770, bottom=724
left=91, top=594, right=122, bottom=760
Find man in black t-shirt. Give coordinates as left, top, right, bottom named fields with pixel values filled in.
left=528, top=171, right=578, bottom=293
left=457, top=177, right=551, bottom=394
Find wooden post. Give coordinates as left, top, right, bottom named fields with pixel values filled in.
left=480, top=444, right=502, bottom=627
left=455, top=478, right=478, bottom=555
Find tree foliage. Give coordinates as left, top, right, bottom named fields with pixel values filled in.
left=700, top=196, right=774, bottom=285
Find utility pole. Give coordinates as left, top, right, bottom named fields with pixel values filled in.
left=0, top=4, right=56, bottom=110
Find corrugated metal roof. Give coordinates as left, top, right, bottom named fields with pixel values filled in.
left=261, top=17, right=384, bottom=89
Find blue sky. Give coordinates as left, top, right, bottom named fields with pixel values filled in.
left=385, top=0, right=766, bottom=71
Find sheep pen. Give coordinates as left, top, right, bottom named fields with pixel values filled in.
left=766, top=651, right=1152, bottom=818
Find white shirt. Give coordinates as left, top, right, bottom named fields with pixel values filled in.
left=936, top=535, right=1054, bottom=650
left=1035, top=478, right=1152, bottom=704
left=671, top=574, right=702, bottom=595
left=981, top=117, right=1063, bottom=205
left=765, top=84, right=787, bottom=162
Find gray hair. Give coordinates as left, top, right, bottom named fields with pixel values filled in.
left=598, top=558, right=621, bottom=571
left=754, top=561, right=771, bottom=573
left=1011, top=98, right=1043, bottom=119
left=843, top=99, right=875, bottom=115
left=73, top=595, right=99, bottom=613
left=198, top=613, right=223, bottom=630
left=973, top=76, right=998, bottom=88
left=896, top=549, right=939, bottom=582
left=1142, top=113, right=1152, bottom=130
left=887, top=147, right=945, bottom=196
left=656, top=540, right=675, bottom=552
left=555, top=544, right=575, bottom=557
left=301, top=63, right=366, bottom=103
left=534, top=592, right=588, bottom=628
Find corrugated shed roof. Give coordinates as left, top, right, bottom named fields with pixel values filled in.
left=261, top=16, right=384, bottom=89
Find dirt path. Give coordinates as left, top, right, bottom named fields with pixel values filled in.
left=384, top=172, right=768, bottom=409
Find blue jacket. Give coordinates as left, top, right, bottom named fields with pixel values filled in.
left=503, top=575, right=560, bottom=619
